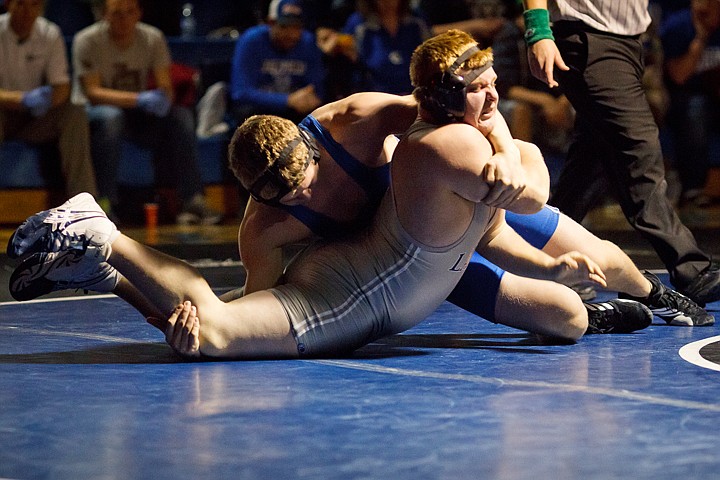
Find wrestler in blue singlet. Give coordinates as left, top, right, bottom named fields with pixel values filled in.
left=285, top=115, right=562, bottom=323
left=278, top=115, right=390, bottom=239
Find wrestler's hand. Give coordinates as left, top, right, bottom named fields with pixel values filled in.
left=549, top=251, right=607, bottom=289
left=164, top=301, right=201, bottom=358
left=480, top=156, right=528, bottom=209
left=527, top=38, right=569, bottom=88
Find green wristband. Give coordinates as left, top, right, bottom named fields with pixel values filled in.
left=523, top=8, right=554, bottom=46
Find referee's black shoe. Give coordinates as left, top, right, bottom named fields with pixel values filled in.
left=680, top=263, right=720, bottom=307
left=621, top=271, right=714, bottom=327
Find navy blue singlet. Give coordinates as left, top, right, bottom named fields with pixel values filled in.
left=279, top=115, right=391, bottom=238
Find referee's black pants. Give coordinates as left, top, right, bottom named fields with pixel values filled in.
left=548, top=21, right=711, bottom=289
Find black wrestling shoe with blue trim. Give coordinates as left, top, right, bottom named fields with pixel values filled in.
left=9, top=247, right=119, bottom=301
left=620, top=271, right=714, bottom=326
left=7, top=192, right=118, bottom=260
left=584, top=299, right=653, bottom=334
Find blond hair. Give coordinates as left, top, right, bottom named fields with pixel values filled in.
left=410, top=29, right=493, bottom=92
left=228, top=115, right=310, bottom=199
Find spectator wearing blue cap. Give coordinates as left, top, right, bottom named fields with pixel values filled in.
left=229, top=0, right=326, bottom=124
left=0, top=0, right=98, bottom=199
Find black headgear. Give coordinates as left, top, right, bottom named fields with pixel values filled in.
left=426, top=44, right=493, bottom=121
left=248, top=128, right=320, bottom=206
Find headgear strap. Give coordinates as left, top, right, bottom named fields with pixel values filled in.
left=248, top=129, right=319, bottom=206
left=450, top=46, right=493, bottom=86
left=426, top=43, right=493, bottom=122
left=448, top=44, right=481, bottom=74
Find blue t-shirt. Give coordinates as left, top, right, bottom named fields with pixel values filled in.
left=347, top=15, right=430, bottom=95
left=230, top=24, right=325, bottom=112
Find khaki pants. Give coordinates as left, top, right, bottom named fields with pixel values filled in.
left=0, top=103, right=98, bottom=197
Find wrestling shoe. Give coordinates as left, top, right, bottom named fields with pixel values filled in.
left=680, top=263, right=720, bottom=307
left=9, top=247, right=119, bottom=301
left=584, top=299, right=653, bottom=334
left=7, top=192, right=118, bottom=260
left=620, top=271, right=714, bottom=326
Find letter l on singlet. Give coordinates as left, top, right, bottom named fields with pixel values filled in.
left=449, top=253, right=468, bottom=272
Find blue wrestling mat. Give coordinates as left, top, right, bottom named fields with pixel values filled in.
left=1, top=272, right=719, bottom=480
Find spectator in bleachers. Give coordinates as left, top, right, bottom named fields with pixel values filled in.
left=314, top=1, right=359, bottom=100
left=344, top=0, right=431, bottom=94
left=415, top=0, right=505, bottom=46
left=229, top=0, right=325, bottom=124
left=661, top=0, right=720, bottom=208
left=72, top=0, right=221, bottom=225
left=314, top=0, right=502, bottom=100
left=0, top=0, right=98, bottom=198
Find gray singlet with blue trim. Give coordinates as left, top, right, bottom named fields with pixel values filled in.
left=270, top=120, right=498, bottom=356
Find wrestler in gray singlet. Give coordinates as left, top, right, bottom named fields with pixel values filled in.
left=270, top=134, right=500, bottom=356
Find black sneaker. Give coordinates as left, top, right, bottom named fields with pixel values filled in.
left=584, top=299, right=653, bottom=334
left=680, top=263, right=720, bottom=307
left=620, top=271, right=714, bottom=326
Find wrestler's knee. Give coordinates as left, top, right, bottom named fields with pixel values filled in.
left=495, top=280, right=587, bottom=342
left=552, top=292, right=588, bottom=341
left=545, top=284, right=588, bottom=340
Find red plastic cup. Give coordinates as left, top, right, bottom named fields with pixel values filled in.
left=144, top=202, right=159, bottom=230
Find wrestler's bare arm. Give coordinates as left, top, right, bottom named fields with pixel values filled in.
left=514, top=139, right=550, bottom=205
left=481, top=113, right=549, bottom=209
left=478, top=217, right=607, bottom=289
left=441, top=124, right=548, bottom=213
left=314, top=92, right=418, bottom=164
left=320, top=92, right=417, bottom=133
left=239, top=200, right=313, bottom=294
